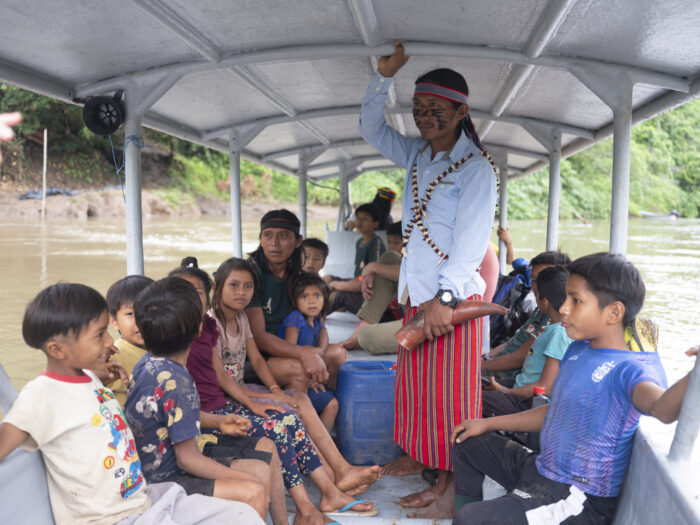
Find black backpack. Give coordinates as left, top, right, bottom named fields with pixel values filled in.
left=489, top=273, right=534, bottom=347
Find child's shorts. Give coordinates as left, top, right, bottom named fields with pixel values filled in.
left=307, top=387, right=336, bottom=413
left=165, top=435, right=272, bottom=497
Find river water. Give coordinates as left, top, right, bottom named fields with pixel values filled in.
left=1, top=215, right=699, bottom=395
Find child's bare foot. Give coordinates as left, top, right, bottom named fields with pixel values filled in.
left=381, top=454, right=423, bottom=476
left=335, top=464, right=380, bottom=492
left=319, top=491, right=376, bottom=516
left=344, top=483, right=369, bottom=497
left=292, top=508, right=334, bottom=525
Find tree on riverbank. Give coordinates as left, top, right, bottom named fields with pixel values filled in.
left=1, top=83, right=698, bottom=218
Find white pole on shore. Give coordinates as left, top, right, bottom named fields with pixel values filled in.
left=41, top=128, right=47, bottom=220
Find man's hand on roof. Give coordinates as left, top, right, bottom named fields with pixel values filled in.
left=378, top=41, right=409, bottom=78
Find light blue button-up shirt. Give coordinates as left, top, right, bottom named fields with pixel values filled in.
left=359, top=72, right=497, bottom=305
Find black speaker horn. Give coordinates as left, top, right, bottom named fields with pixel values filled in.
left=82, top=92, right=125, bottom=136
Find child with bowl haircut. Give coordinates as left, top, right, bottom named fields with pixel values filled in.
left=301, top=237, right=329, bottom=275
left=124, top=277, right=269, bottom=520
left=452, top=252, right=697, bottom=524
left=0, top=283, right=262, bottom=525
left=106, top=274, right=155, bottom=407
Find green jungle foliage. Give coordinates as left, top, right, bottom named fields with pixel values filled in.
left=1, top=83, right=699, bottom=218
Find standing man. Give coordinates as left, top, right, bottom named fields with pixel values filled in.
left=358, top=42, right=497, bottom=517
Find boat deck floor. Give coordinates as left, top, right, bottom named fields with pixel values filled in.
left=285, top=474, right=452, bottom=524
left=292, top=313, right=454, bottom=523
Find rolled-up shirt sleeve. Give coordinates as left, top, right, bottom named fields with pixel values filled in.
left=358, top=72, right=417, bottom=169
left=437, top=158, right=497, bottom=299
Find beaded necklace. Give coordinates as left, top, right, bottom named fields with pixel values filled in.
left=402, top=149, right=493, bottom=265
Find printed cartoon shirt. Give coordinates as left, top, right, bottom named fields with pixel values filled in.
left=125, top=354, right=201, bottom=483
left=3, top=371, right=149, bottom=525
left=536, top=340, right=667, bottom=497
left=210, top=309, right=253, bottom=387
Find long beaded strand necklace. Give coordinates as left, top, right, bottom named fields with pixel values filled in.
left=402, top=150, right=493, bottom=266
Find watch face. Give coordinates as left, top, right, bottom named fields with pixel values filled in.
left=441, top=291, right=453, bottom=302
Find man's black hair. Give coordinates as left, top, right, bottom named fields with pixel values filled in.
left=530, top=251, right=571, bottom=268
left=415, top=68, right=485, bottom=151
left=106, top=275, right=155, bottom=316
left=302, top=238, right=329, bottom=261
left=386, top=221, right=402, bottom=238
left=248, top=209, right=303, bottom=276
left=536, top=266, right=569, bottom=311
left=355, top=203, right=380, bottom=223
left=567, top=252, right=645, bottom=325
left=23, top=283, right=107, bottom=350
left=134, top=277, right=202, bottom=357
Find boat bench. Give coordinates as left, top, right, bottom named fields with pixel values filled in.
left=0, top=364, right=55, bottom=525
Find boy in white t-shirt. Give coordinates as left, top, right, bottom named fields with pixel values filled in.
left=0, top=282, right=263, bottom=525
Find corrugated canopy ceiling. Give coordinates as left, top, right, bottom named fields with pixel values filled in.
left=0, top=0, right=699, bottom=181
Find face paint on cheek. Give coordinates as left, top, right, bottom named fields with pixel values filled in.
left=430, top=109, right=448, bottom=130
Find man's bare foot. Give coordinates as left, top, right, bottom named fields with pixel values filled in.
left=399, top=486, right=443, bottom=508
left=381, top=454, right=423, bottom=476
left=339, top=336, right=359, bottom=350
left=335, top=465, right=381, bottom=493
left=400, top=470, right=451, bottom=508
left=406, top=484, right=455, bottom=519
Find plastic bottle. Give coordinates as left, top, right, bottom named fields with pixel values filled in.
left=527, top=386, right=549, bottom=452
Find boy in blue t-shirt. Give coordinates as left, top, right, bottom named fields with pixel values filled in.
left=452, top=252, right=696, bottom=524
left=482, top=265, right=573, bottom=417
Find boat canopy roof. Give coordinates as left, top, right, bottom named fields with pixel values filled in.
left=0, top=0, right=699, bottom=181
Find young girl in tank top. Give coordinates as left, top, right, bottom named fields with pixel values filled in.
left=278, top=272, right=339, bottom=432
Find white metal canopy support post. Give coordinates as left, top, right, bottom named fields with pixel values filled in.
left=229, top=141, right=243, bottom=258
left=298, top=165, right=308, bottom=238
left=297, top=149, right=326, bottom=238
left=571, top=65, right=635, bottom=255
left=492, top=152, right=509, bottom=273
left=523, top=123, right=562, bottom=251
left=228, top=125, right=264, bottom=257
left=123, top=74, right=183, bottom=275
left=335, top=160, right=362, bottom=231
left=336, top=169, right=349, bottom=231
left=124, top=109, right=144, bottom=275
left=609, top=104, right=633, bottom=254
left=547, top=129, right=562, bottom=251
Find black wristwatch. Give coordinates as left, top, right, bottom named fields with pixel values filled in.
left=436, top=289, right=458, bottom=308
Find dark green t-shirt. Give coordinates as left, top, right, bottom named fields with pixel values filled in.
left=247, top=259, right=292, bottom=355
left=354, top=235, right=386, bottom=277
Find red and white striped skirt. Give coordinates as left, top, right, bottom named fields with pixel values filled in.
left=394, top=296, right=482, bottom=471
